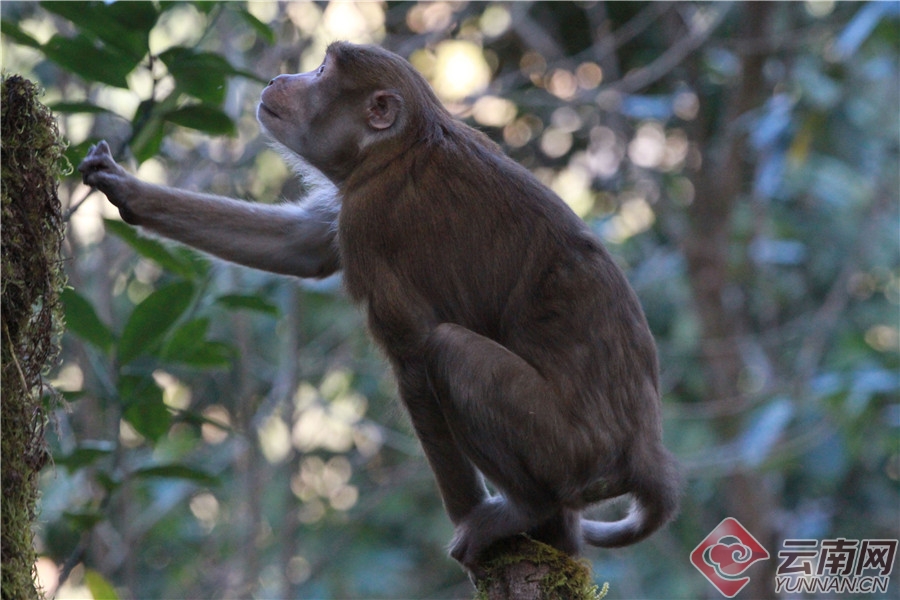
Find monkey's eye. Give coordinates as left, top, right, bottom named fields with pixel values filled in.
left=316, top=64, right=326, bottom=76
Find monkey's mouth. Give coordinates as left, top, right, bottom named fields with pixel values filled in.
left=258, top=102, right=280, bottom=120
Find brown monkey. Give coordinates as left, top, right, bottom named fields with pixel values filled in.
left=80, top=42, right=679, bottom=569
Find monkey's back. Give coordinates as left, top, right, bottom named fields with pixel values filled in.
left=340, top=119, right=660, bottom=431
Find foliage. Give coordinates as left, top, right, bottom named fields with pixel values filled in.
left=1, top=1, right=897, bottom=599
left=1, top=74, right=67, bottom=600
left=2, top=1, right=262, bottom=165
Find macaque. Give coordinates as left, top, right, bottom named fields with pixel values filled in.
left=80, top=41, right=679, bottom=569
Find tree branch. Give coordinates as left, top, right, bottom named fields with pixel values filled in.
left=607, top=4, right=731, bottom=94
left=473, top=537, right=608, bottom=600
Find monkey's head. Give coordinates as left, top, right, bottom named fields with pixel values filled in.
left=258, top=42, right=447, bottom=183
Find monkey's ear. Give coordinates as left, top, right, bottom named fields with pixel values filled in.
left=366, top=91, right=401, bottom=130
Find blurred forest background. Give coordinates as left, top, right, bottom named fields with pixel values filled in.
left=2, top=1, right=898, bottom=598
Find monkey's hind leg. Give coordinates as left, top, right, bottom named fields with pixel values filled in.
left=424, top=323, right=577, bottom=565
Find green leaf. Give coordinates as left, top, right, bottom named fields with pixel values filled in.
left=66, top=139, right=101, bottom=175
left=159, top=47, right=264, bottom=104
left=129, top=94, right=180, bottom=164
left=63, top=510, right=104, bottom=530
left=161, top=318, right=233, bottom=368
left=165, top=105, right=236, bottom=136
left=54, top=441, right=115, bottom=471
left=95, top=471, right=120, bottom=493
left=1, top=20, right=41, bottom=49
left=238, top=8, right=276, bottom=44
left=182, top=341, right=233, bottom=368
left=62, top=287, right=116, bottom=353
left=173, top=247, right=211, bottom=277
left=129, top=113, right=166, bottom=165
left=59, top=390, right=87, bottom=403
left=124, top=401, right=171, bottom=442
left=131, top=464, right=218, bottom=486
left=159, top=48, right=231, bottom=104
left=117, top=374, right=161, bottom=407
left=119, top=375, right=170, bottom=442
left=215, top=294, right=279, bottom=316
left=41, top=34, right=138, bottom=89
left=49, top=101, right=113, bottom=115
left=103, top=219, right=199, bottom=278
left=84, top=568, right=120, bottom=600
left=163, top=317, right=211, bottom=351
left=41, top=0, right=157, bottom=61
left=118, top=281, right=195, bottom=365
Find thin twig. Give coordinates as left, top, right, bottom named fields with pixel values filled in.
left=793, top=191, right=893, bottom=382
left=593, top=1, right=674, bottom=62
left=63, top=187, right=95, bottom=221
left=606, top=4, right=731, bottom=94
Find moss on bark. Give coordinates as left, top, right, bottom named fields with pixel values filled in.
left=473, top=536, right=609, bottom=600
left=1, top=74, right=67, bottom=600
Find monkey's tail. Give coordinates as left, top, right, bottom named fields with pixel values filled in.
left=581, top=450, right=680, bottom=548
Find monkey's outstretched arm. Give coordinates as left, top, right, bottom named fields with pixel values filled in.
left=79, top=141, right=341, bottom=279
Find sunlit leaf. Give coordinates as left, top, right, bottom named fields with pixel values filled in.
left=41, top=0, right=157, bottom=61
left=84, top=568, right=120, bottom=600
left=1, top=20, right=41, bottom=49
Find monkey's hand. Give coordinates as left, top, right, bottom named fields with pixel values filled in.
left=78, top=140, right=142, bottom=224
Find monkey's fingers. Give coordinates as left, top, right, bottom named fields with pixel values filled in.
left=78, top=142, right=125, bottom=186
left=79, top=140, right=112, bottom=168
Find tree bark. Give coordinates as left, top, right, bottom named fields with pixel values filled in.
left=682, top=4, right=780, bottom=599
left=1, top=75, right=67, bottom=600
left=472, top=537, right=607, bottom=600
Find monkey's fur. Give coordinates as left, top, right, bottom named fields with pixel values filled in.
left=80, top=42, right=679, bottom=569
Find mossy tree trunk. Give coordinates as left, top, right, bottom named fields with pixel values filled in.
left=1, top=75, right=67, bottom=600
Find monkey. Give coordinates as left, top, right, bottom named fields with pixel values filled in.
left=79, top=41, right=679, bottom=570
